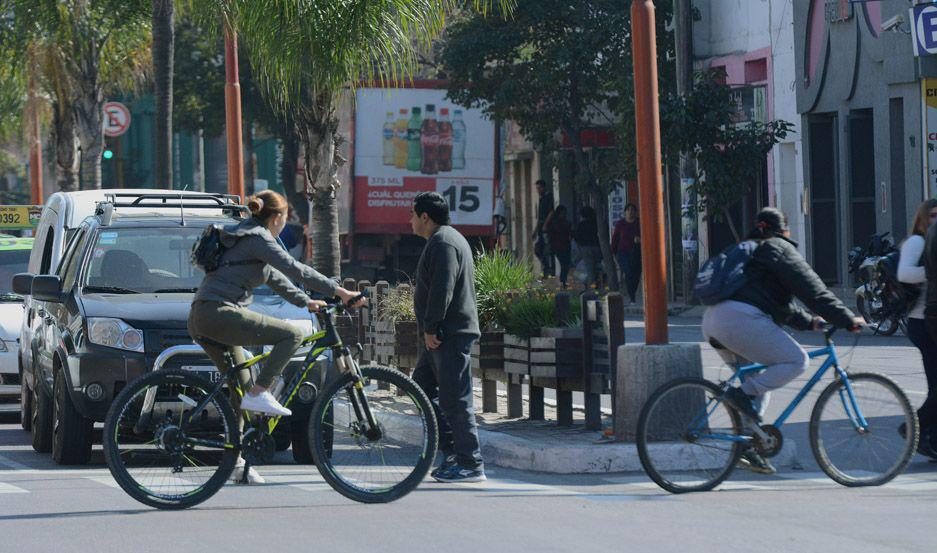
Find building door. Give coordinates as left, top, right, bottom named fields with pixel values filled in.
left=808, top=114, right=839, bottom=284
left=849, top=110, right=877, bottom=261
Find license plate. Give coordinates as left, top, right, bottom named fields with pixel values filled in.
left=181, top=365, right=222, bottom=383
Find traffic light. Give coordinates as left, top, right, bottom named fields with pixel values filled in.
left=103, top=148, right=114, bottom=160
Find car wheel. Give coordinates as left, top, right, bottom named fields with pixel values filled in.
left=51, top=368, right=93, bottom=465
left=20, top=373, right=32, bottom=432
left=31, top=379, right=52, bottom=453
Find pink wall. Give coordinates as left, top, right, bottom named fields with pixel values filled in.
left=706, top=46, right=776, bottom=206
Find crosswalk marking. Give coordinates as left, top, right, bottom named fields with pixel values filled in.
left=84, top=475, right=121, bottom=489
left=0, top=482, right=28, bottom=494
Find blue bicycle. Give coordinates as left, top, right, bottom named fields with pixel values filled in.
left=636, top=327, right=919, bottom=493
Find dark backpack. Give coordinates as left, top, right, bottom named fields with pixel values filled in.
left=693, top=240, right=760, bottom=305
left=191, top=224, right=261, bottom=273
left=878, top=251, right=921, bottom=316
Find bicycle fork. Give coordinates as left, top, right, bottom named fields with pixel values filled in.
left=334, top=348, right=383, bottom=441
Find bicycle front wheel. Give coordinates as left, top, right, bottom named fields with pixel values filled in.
left=637, top=378, right=744, bottom=493
left=309, top=365, right=437, bottom=503
left=810, top=372, right=917, bottom=487
left=103, top=369, right=239, bottom=509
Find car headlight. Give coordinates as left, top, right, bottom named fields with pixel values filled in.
left=88, top=318, right=145, bottom=352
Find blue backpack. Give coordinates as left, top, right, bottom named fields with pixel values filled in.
left=693, top=240, right=760, bottom=305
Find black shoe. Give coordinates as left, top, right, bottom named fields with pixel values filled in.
left=433, top=465, right=487, bottom=483
left=900, top=423, right=937, bottom=459
left=723, top=387, right=761, bottom=422
left=431, top=454, right=457, bottom=479
left=737, top=449, right=776, bottom=475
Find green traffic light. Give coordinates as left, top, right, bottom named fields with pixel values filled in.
left=103, top=149, right=114, bottom=160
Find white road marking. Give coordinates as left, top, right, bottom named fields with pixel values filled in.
left=84, top=476, right=121, bottom=489
left=0, top=482, right=28, bottom=494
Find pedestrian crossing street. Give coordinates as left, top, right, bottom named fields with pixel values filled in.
left=1, top=464, right=936, bottom=500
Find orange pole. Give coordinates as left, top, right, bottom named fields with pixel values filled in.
left=224, top=26, right=245, bottom=201
left=631, top=0, right=668, bottom=344
left=28, top=74, right=43, bottom=204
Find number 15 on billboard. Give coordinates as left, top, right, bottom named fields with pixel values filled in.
left=436, top=178, right=492, bottom=226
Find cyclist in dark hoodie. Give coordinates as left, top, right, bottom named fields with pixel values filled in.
left=188, top=191, right=362, bottom=482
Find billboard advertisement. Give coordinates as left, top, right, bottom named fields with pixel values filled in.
left=354, top=86, right=496, bottom=234
left=925, top=79, right=937, bottom=198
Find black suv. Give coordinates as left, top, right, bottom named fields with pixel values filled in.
left=13, top=194, right=328, bottom=465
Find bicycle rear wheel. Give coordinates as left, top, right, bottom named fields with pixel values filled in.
left=309, top=365, right=437, bottom=503
left=810, top=372, right=917, bottom=487
left=103, top=369, right=239, bottom=509
left=637, top=378, right=744, bottom=493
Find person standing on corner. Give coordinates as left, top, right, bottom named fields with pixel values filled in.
left=409, top=192, right=486, bottom=483
left=533, top=179, right=555, bottom=279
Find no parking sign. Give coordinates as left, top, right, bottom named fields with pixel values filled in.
left=103, top=102, right=131, bottom=137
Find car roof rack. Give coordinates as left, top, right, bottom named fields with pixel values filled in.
left=95, top=192, right=249, bottom=225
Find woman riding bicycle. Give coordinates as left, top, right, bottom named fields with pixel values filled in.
left=701, top=207, right=863, bottom=473
left=188, top=190, right=361, bottom=480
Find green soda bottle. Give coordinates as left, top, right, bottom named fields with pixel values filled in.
left=406, top=107, right=422, bottom=172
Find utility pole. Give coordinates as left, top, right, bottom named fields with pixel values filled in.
left=631, top=0, right=668, bottom=344
left=224, top=25, right=245, bottom=200
left=674, top=0, right=698, bottom=302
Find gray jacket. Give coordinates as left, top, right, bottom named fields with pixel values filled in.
left=193, top=218, right=337, bottom=307
left=414, top=225, right=480, bottom=338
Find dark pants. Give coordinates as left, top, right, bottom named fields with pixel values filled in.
left=616, top=250, right=641, bottom=302
left=536, top=233, right=554, bottom=277
left=912, top=317, right=937, bottom=436
left=554, top=247, right=571, bottom=286
left=412, top=334, right=483, bottom=470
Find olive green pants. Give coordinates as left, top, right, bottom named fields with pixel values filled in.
left=188, top=300, right=304, bottom=392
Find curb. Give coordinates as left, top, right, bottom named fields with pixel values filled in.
left=479, top=428, right=802, bottom=474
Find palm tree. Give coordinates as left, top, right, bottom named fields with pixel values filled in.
left=152, top=0, right=174, bottom=188
left=203, top=0, right=512, bottom=276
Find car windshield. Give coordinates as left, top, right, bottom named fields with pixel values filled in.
left=0, top=248, right=30, bottom=300
left=83, top=227, right=205, bottom=294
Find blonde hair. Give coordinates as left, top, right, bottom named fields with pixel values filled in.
left=246, top=190, right=288, bottom=222
left=911, top=199, right=937, bottom=237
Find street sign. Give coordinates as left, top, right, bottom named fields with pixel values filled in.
left=912, top=4, right=937, bottom=57
left=0, top=205, right=42, bottom=229
left=103, top=102, right=131, bottom=137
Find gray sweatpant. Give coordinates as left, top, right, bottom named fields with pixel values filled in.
left=701, top=300, right=809, bottom=399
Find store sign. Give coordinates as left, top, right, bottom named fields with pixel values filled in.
left=912, top=4, right=937, bottom=57
left=353, top=88, right=496, bottom=232
left=0, top=205, right=42, bottom=229
left=924, top=79, right=937, bottom=197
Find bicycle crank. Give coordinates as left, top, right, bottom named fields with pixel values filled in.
left=241, top=428, right=276, bottom=465
left=752, top=424, right=783, bottom=458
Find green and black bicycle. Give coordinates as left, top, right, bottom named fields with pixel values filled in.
left=103, top=296, right=438, bottom=509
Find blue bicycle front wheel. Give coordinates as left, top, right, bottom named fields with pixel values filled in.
left=637, top=377, right=744, bottom=493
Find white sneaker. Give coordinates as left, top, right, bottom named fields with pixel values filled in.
left=240, top=390, right=292, bottom=417
left=230, top=459, right=266, bottom=485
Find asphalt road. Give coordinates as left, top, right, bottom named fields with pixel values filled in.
left=0, top=319, right=934, bottom=553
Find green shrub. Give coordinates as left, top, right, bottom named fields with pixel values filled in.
left=500, top=294, right=555, bottom=339
left=474, top=249, right=534, bottom=330
left=378, top=285, right=416, bottom=324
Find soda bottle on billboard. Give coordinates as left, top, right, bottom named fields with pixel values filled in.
left=382, top=111, right=395, bottom=165
left=420, top=104, right=438, bottom=175
left=394, top=108, right=408, bottom=168
left=452, top=109, right=466, bottom=170
left=406, top=107, right=422, bottom=172
left=437, top=108, right=453, bottom=172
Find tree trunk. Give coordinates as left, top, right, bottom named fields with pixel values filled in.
left=279, top=124, right=309, bottom=225
left=298, top=92, right=341, bottom=277
left=52, top=102, right=80, bottom=192
left=73, top=57, right=104, bottom=189
left=153, top=0, right=174, bottom=188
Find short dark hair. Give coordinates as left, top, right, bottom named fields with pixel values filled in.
left=535, top=179, right=547, bottom=187
left=413, top=192, right=450, bottom=225
left=747, top=207, right=788, bottom=240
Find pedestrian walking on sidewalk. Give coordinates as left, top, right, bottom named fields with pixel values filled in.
left=574, top=206, right=602, bottom=287
left=547, top=205, right=573, bottom=288
left=911, top=199, right=937, bottom=457
left=611, top=203, right=642, bottom=303
left=533, top=179, right=555, bottom=278
left=409, top=192, right=486, bottom=483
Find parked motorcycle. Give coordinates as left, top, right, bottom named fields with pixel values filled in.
left=848, top=232, right=908, bottom=336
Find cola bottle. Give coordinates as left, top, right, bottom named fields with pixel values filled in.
left=452, top=109, right=466, bottom=170
left=420, top=104, right=439, bottom=175
left=437, top=108, right=453, bottom=172
left=406, top=107, right=422, bottom=172
left=382, top=111, right=395, bottom=166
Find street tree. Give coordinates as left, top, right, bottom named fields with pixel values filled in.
left=441, top=0, right=675, bottom=291
left=194, top=0, right=512, bottom=277
left=153, top=0, right=174, bottom=188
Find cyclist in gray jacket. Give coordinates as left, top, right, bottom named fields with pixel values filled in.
left=702, top=207, right=862, bottom=474
left=189, top=190, right=361, bottom=419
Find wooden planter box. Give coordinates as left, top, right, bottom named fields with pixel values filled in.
left=372, top=319, right=395, bottom=366
left=503, top=334, right=531, bottom=376
left=529, top=327, right=583, bottom=379
left=394, top=320, right=419, bottom=370
left=471, top=331, right=506, bottom=373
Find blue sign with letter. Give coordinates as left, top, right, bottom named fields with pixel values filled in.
left=913, top=4, right=937, bottom=57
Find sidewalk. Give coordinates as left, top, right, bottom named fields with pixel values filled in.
left=473, top=385, right=801, bottom=474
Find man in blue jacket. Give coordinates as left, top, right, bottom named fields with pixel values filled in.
left=410, top=192, right=485, bottom=482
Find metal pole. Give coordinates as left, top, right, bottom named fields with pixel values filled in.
left=674, top=0, right=698, bottom=303
left=28, top=74, right=43, bottom=204
left=224, top=25, right=245, bottom=200
left=631, top=0, right=669, bottom=344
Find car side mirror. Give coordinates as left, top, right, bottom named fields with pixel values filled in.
left=32, top=275, right=64, bottom=303
left=12, top=273, right=34, bottom=295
